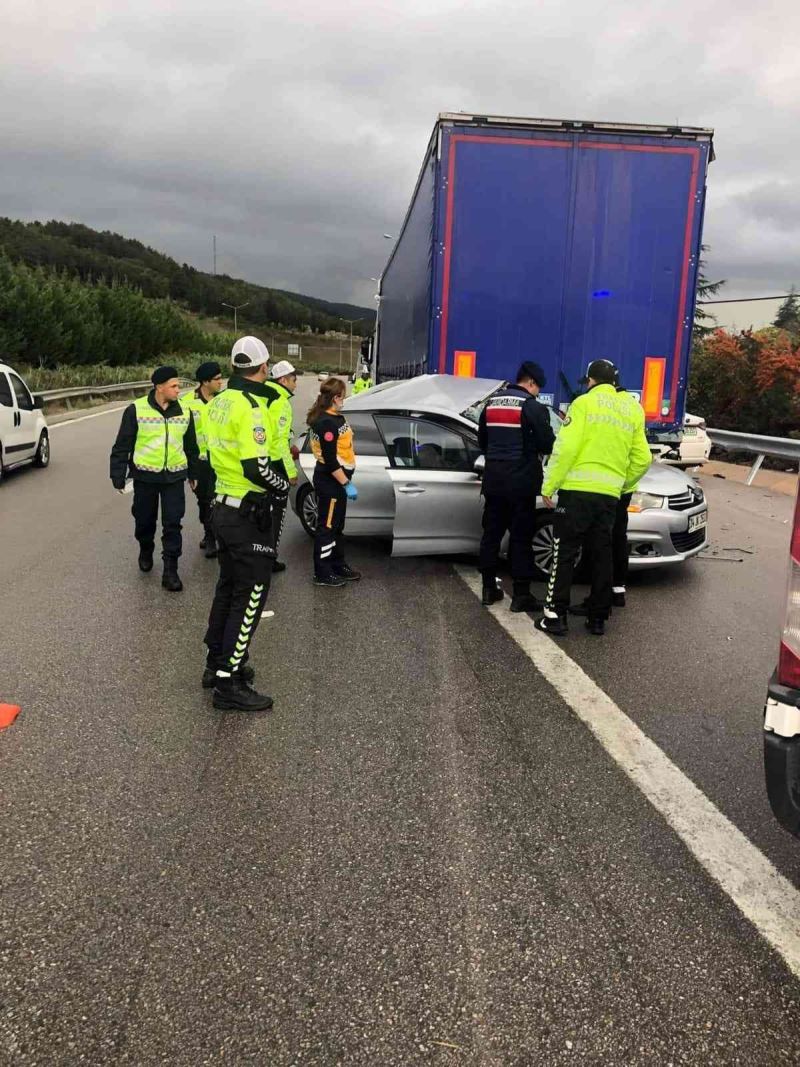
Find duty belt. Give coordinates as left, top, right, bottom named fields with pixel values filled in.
left=215, top=494, right=244, bottom=508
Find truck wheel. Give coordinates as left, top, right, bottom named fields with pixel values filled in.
left=297, top=484, right=318, bottom=538
left=764, top=732, right=800, bottom=838
left=33, top=431, right=50, bottom=468
left=531, top=512, right=584, bottom=582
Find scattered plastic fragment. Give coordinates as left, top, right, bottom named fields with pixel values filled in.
left=0, top=703, right=21, bottom=729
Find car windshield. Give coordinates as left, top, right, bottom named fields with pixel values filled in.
left=460, top=383, right=510, bottom=426
left=460, top=387, right=565, bottom=437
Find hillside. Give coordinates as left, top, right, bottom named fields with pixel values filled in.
left=0, top=218, right=375, bottom=335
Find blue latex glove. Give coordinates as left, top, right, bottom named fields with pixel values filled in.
left=344, top=482, right=358, bottom=501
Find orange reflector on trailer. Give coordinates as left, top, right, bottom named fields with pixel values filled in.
left=454, top=350, right=476, bottom=377
left=642, top=357, right=666, bottom=419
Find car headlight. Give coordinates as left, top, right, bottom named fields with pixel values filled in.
left=628, top=491, right=665, bottom=512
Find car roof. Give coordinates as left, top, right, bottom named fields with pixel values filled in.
left=344, top=374, right=503, bottom=415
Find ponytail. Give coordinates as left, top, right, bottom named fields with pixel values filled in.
left=307, top=377, right=346, bottom=425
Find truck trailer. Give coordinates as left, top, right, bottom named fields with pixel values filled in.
left=375, top=113, right=714, bottom=442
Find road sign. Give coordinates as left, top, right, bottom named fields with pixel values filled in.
left=287, top=343, right=301, bottom=359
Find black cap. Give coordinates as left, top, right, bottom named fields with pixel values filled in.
left=196, top=360, right=222, bottom=383
left=580, top=359, right=617, bottom=385
left=151, top=365, right=179, bottom=386
left=517, top=361, right=547, bottom=388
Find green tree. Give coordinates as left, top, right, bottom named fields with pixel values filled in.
left=773, top=288, right=800, bottom=340
left=693, top=245, right=725, bottom=343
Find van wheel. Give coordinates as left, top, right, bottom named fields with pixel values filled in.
left=531, top=511, right=584, bottom=582
left=33, top=431, right=50, bottom=468
left=297, top=484, right=318, bottom=537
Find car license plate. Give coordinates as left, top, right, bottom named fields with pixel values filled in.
left=688, top=511, right=707, bottom=533
left=683, top=427, right=698, bottom=436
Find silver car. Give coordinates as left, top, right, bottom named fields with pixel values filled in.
left=289, top=375, right=709, bottom=577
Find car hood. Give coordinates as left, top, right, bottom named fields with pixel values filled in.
left=640, top=462, right=697, bottom=495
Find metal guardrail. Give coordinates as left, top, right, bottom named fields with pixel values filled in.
left=707, top=428, right=800, bottom=485
left=35, top=379, right=195, bottom=408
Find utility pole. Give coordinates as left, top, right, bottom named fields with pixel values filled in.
left=340, top=318, right=357, bottom=375
left=213, top=235, right=217, bottom=276
left=221, top=301, right=249, bottom=333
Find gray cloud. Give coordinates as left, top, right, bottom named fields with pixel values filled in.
left=1, top=0, right=798, bottom=306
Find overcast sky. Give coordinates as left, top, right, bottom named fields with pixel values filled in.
left=2, top=0, right=798, bottom=310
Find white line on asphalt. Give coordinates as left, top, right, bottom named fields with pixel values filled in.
left=455, top=566, right=800, bottom=979
left=49, top=405, right=128, bottom=428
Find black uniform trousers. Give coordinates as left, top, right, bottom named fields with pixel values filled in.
left=613, top=493, right=633, bottom=589
left=132, top=479, right=185, bottom=560
left=313, top=469, right=348, bottom=579
left=271, top=459, right=290, bottom=561
left=545, top=490, right=617, bottom=620
left=204, top=500, right=275, bottom=675
left=581, top=491, right=633, bottom=590
left=478, top=491, right=537, bottom=582
left=193, top=458, right=216, bottom=538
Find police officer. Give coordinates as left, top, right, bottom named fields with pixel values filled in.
left=352, top=369, right=373, bottom=395
left=477, top=361, right=555, bottom=611
left=183, top=360, right=224, bottom=558
left=538, top=359, right=651, bottom=636
left=263, top=359, right=298, bottom=573
left=569, top=368, right=639, bottom=616
left=110, top=365, right=199, bottom=592
left=203, top=337, right=289, bottom=711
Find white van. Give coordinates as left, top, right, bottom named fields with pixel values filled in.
left=0, top=363, right=50, bottom=483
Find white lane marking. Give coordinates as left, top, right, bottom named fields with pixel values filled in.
left=456, top=566, right=800, bottom=979
left=49, top=405, right=128, bottom=428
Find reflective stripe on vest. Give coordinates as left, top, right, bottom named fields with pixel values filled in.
left=132, top=395, right=190, bottom=473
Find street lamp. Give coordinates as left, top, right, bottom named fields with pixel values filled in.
left=221, top=301, right=250, bottom=333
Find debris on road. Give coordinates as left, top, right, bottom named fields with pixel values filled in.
left=0, top=702, right=21, bottom=729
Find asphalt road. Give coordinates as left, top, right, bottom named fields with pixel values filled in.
left=1, top=401, right=799, bottom=1065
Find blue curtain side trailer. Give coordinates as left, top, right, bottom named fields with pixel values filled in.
left=376, top=112, right=714, bottom=436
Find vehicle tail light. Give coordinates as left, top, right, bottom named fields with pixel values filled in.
left=778, top=485, right=800, bottom=689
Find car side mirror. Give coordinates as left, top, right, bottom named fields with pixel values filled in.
left=473, top=455, right=486, bottom=475
left=33, top=395, right=45, bottom=410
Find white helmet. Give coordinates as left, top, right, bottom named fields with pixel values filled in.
left=231, top=336, right=269, bottom=370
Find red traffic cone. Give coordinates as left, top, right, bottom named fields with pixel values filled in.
left=0, top=703, right=21, bottom=729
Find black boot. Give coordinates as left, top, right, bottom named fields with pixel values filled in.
left=333, top=564, right=361, bottom=582
left=161, top=557, right=183, bottom=592
left=272, top=559, right=287, bottom=573
left=203, top=534, right=218, bottom=559
left=202, top=661, right=255, bottom=689
left=138, top=546, right=154, bottom=572
left=536, top=613, right=568, bottom=636
left=212, top=676, right=273, bottom=712
left=612, top=591, right=626, bottom=608
left=481, top=576, right=504, bottom=606
left=510, top=581, right=543, bottom=613
left=585, top=617, right=606, bottom=636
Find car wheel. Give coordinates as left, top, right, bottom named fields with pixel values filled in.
left=33, top=431, right=50, bottom=468
left=0, top=447, right=4, bottom=486
left=531, top=511, right=583, bottom=582
left=297, top=484, right=318, bottom=537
